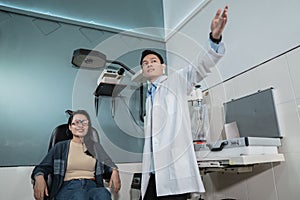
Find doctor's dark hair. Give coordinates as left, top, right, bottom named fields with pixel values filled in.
left=140, top=49, right=164, bottom=66
left=67, top=110, right=92, bottom=127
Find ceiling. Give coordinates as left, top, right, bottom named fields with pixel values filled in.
left=0, top=0, right=165, bottom=40
left=0, top=0, right=208, bottom=41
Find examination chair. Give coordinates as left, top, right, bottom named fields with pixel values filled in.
left=48, top=122, right=112, bottom=180
left=44, top=112, right=113, bottom=199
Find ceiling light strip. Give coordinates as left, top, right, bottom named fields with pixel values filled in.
left=0, top=4, right=165, bottom=42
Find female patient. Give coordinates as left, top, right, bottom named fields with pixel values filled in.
left=31, top=110, right=121, bottom=200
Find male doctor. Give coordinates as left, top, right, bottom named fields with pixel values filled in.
left=140, top=5, right=229, bottom=200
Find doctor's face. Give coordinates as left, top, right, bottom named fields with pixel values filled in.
left=142, top=54, right=165, bottom=83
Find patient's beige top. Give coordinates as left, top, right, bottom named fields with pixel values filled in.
left=64, top=140, right=96, bottom=181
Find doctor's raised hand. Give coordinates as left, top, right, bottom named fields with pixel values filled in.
left=210, top=5, right=228, bottom=41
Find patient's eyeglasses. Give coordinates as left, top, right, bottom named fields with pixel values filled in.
left=71, top=119, right=89, bottom=127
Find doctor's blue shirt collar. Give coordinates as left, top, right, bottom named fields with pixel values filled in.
left=147, top=75, right=164, bottom=89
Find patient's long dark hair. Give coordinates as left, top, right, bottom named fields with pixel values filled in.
left=66, top=110, right=117, bottom=168
left=67, top=110, right=94, bottom=156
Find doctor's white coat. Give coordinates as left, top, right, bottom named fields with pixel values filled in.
left=141, top=44, right=225, bottom=198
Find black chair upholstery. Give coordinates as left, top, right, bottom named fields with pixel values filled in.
left=47, top=124, right=111, bottom=180
left=44, top=123, right=112, bottom=200
left=48, top=124, right=101, bottom=151
left=48, top=124, right=72, bottom=151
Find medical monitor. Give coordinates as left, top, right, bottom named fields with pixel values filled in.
left=224, top=88, right=281, bottom=138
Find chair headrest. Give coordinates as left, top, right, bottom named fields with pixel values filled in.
left=48, top=124, right=72, bottom=151
left=48, top=124, right=100, bottom=151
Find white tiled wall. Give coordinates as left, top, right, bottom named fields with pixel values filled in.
left=273, top=152, right=300, bottom=200
left=286, top=48, right=300, bottom=99
left=0, top=163, right=142, bottom=200
left=204, top=47, right=300, bottom=200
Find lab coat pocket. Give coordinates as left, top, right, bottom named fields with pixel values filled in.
left=169, top=147, right=194, bottom=180
left=165, top=93, right=178, bottom=115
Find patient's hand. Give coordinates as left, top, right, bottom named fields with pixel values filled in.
left=33, top=175, right=49, bottom=200
left=109, top=168, right=121, bottom=193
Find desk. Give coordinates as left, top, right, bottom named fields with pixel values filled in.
left=197, top=153, right=285, bottom=174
